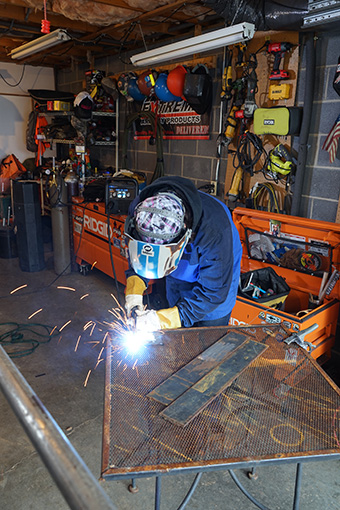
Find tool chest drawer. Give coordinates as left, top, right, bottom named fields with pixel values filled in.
left=231, top=208, right=340, bottom=362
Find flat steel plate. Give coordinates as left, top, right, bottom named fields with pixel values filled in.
left=102, top=325, right=340, bottom=479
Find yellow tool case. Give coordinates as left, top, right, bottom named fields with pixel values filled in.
left=231, top=208, right=340, bottom=363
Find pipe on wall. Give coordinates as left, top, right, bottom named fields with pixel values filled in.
left=291, top=33, right=316, bottom=216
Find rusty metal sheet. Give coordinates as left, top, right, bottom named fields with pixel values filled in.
left=147, top=330, right=248, bottom=405
left=160, top=339, right=268, bottom=427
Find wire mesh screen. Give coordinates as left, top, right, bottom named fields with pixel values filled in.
left=102, top=325, right=340, bottom=478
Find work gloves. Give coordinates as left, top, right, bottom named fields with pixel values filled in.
left=125, top=275, right=182, bottom=331
left=135, top=306, right=181, bottom=331
left=125, top=275, right=146, bottom=316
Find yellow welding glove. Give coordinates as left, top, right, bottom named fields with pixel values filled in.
left=125, top=275, right=147, bottom=317
left=135, top=307, right=181, bottom=332
left=156, top=306, right=182, bottom=330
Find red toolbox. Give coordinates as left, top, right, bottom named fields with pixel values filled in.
left=231, top=208, right=340, bottom=363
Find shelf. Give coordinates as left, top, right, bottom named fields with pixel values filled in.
left=40, top=110, right=116, bottom=118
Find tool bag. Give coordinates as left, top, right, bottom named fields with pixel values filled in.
left=253, top=107, right=302, bottom=135
left=0, top=154, right=27, bottom=194
left=238, top=267, right=290, bottom=309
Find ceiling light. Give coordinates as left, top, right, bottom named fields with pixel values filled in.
left=130, top=23, right=255, bottom=67
left=9, top=29, right=71, bottom=60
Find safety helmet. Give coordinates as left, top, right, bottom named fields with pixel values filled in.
left=74, top=91, right=94, bottom=119
left=167, top=65, right=188, bottom=100
left=137, top=70, right=158, bottom=97
left=124, top=193, right=192, bottom=279
left=117, top=73, right=134, bottom=101
left=127, top=76, right=146, bottom=102
left=155, top=73, right=181, bottom=102
left=183, top=64, right=212, bottom=114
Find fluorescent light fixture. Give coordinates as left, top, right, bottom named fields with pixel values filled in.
left=10, top=29, right=71, bottom=60
left=130, top=22, right=255, bottom=67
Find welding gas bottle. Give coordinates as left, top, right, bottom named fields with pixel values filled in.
left=64, top=169, right=79, bottom=199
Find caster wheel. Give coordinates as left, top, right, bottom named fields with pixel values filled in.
left=128, top=483, right=139, bottom=493
left=78, top=263, right=90, bottom=276
left=247, top=469, right=258, bottom=480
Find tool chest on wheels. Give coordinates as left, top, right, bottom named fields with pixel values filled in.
left=231, top=208, right=340, bottom=363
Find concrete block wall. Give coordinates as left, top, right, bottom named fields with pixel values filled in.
left=296, top=29, right=340, bottom=222
left=57, top=31, right=340, bottom=222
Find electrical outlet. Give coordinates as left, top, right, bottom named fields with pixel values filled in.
left=210, top=181, right=217, bottom=196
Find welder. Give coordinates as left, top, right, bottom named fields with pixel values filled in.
left=124, top=176, right=242, bottom=332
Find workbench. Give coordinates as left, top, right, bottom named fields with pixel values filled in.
left=101, top=324, right=340, bottom=509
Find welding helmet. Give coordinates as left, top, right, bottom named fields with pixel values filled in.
left=74, top=91, right=94, bottom=119
left=167, top=65, right=188, bottom=100
left=155, top=73, right=181, bottom=102
left=124, top=193, right=192, bottom=279
left=117, top=73, right=134, bottom=101
left=127, top=76, right=146, bottom=102
left=183, top=64, right=212, bottom=115
left=137, top=70, right=158, bottom=97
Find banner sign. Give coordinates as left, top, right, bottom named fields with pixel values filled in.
left=134, top=99, right=210, bottom=141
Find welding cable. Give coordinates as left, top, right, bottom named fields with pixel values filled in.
left=176, top=472, right=203, bottom=510
left=106, top=213, right=123, bottom=306
left=233, top=131, right=267, bottom=177
left=252, top=183, right=280, bottom=213
left=121, top=111, right=164, bottom=182
left=229, top=470, right=271, bottom=510
left=0, top=322, right=60, bottom=358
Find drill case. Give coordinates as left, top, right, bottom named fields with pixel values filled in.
left=253, top=107, right=302, bottom=135
left=231, top=208, right=340, bottom=363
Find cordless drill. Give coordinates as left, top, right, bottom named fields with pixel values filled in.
left=267, top=42, right=293, bottom=80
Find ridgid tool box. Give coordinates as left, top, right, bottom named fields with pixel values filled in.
left=231, top=208, right=340, bottom=363
left=72, top=197, right=129, bottom=284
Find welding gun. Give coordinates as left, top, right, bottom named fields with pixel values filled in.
left=267, top=42, right=293, bottom=80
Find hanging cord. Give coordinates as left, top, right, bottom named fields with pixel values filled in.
left=233, top=131, right=267, bottom=176
left=250, top=182, right=281, bottom=213
left=121, top=111, right=164, bottom=182
left=106, top=213, right=123, bottom=306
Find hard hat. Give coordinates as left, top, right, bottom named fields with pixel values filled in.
left=183, top=64, right=212, bottom=114
left=137, top=70, right=158, bottom=97
left=127, top=76, right=146, bottom=102
left=73, top=91, right=94, bottom=119
left=124, top=193, right=191, bottom=279
left=167, top=65, right=188, bottom=100
left=117, top=73, right=134, bottom=101
left=155, top=73, right=181, bottom=102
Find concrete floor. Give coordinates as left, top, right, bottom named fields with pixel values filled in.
left=0, top=248, right=340, bottom=510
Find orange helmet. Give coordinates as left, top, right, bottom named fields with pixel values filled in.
left=167, top=66, right=188, bottom=100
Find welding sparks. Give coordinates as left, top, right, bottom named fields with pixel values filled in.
left=91, top=261, right=97, bottom=270
left=75, top=335, right=81, bottom=352
left=57, top=286, right=76, bottom=292
left=28, top=308, right=43, bottom=320
left=59, top=320, right=71, bottom=332
left=10, top=284, right=27, bottom=294
left=80, top=294, right=89, bottom=300
left=84, top=369, right=91, bottom=387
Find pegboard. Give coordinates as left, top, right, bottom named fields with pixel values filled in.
left=223, top=31, right=300, bottom=209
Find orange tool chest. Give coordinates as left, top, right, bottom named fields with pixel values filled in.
left=72, top=197, right=129, bottom=285
left=231, top=208, right=340, bottom=363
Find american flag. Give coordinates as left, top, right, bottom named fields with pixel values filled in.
left=322, top=114, right=340, bottom=163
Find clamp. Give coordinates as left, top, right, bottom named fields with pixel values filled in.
left=284, top=323, right=318, bottom=352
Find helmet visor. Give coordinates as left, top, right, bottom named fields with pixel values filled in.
left=124, top=225, right=192, bottom=279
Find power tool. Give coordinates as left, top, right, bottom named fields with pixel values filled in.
left=267, top=144, right=294, bottom=180
left=267, top=42, right=293, bottom=80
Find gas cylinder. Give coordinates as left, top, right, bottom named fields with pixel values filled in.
left=64, top=169, right=79, bottom=199
left=49, top=172, right=71, bottom=275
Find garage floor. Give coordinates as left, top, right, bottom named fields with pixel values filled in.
left=0, top=247, right=340, bottom=510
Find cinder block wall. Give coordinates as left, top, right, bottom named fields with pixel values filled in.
left=296, top=29, right=340, bottom=222
left=57, top=30, right=340, bottom=222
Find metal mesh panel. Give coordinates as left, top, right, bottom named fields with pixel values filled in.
left=102, top=325, right=340, bottom=478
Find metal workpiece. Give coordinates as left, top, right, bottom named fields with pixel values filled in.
left=102, top=325, right=340, bottom=508
left=0, top=345, right=117, bottom=510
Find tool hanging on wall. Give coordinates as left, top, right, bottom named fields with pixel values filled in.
left=265, top=144, right=295, bottom=183
left=243, top=54, right=258, bottom=118
left=266, top=42, right=293, bottom=80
